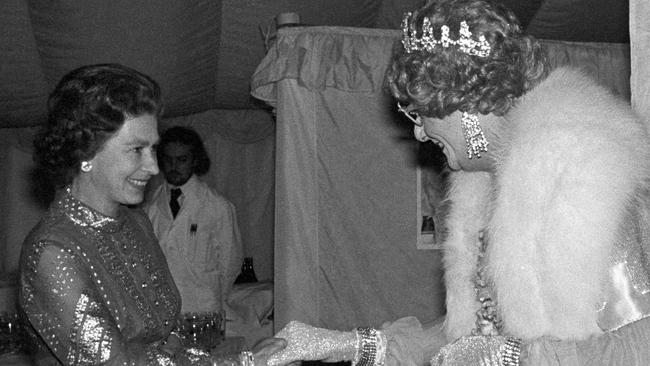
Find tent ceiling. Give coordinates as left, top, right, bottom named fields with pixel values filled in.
left=1, top=0, right=629, bottom=128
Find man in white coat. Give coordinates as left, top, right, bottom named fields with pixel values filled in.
left=144, top=126, right=243, bottom=314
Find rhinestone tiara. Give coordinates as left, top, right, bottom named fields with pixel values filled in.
left=401, top=12, right=491, bottom=57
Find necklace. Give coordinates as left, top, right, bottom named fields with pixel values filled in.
left=472, top=230, right=502, bottom=336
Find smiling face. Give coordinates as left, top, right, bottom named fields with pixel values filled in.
left=416, top=111, right=497, bottom=172
left=72, top=113, right=160, bottom=216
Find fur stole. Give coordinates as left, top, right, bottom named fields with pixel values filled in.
left=442, top=67, right=650, bottom=341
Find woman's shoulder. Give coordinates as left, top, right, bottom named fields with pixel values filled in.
left=533, top=67, right=630, bottom=111
left=20, top=210, right=86, bottom=272
left=22, top=208, right=77, bottom=249
left=511, top=66, right=640, bottom=136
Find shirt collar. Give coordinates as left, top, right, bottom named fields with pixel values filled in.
left=167, top=175, right=199, bottom=195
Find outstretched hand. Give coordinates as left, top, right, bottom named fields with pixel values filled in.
left=432, top=335, right=513, bottom=366
left=265, top=321, right=357, bottom=366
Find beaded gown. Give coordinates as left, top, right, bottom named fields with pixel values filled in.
left=18, top=190, right=213, bottom=366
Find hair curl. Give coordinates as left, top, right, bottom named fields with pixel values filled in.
left=385, top=0, right=549, bottom=118
left=157, top=126, right=211, bottom=176
left=33, top=63, right=162, bottom=188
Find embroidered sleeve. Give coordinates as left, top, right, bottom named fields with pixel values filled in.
left=20, top=240, right=210, bottom=366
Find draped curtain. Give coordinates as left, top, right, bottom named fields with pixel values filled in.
left=251, top=26, right=631, bottom=331
left=252, top=27, right=448, bottom=330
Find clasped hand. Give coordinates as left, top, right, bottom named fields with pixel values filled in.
left=253, top=321, right=356, bottom=366
left=431, top=335, right=511, bottom=366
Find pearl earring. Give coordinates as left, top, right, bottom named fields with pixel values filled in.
left=81, top=161, right=93, bottom=172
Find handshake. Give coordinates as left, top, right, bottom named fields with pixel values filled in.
left=250, top=321, right=381, bottom=366
left=250, top=321, right=520, bottom=366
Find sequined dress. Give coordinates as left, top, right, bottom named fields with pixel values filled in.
left=18, top=190, right=211, bottom=366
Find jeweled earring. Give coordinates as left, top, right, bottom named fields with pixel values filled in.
left=461, top=112, right=489, bottom=159
left=81, top=161, right=93, bottom=172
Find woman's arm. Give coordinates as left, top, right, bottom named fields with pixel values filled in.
left=21, top=241, right=186, bottom=366
left=262, top=317, right=448, bottom=366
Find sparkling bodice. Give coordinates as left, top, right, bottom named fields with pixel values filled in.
left=19, top=190, right=184, bottom=365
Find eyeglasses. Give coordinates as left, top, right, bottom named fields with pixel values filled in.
left=397, top=102, right=422, bottom=126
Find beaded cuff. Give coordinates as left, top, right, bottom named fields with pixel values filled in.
left=501, top=337, right=522, bottom=366
left=355, top=328, right=376, bottom=366
left=353, top=328, right=387, bottom=366
left=375, top=329, right=387, bottom=366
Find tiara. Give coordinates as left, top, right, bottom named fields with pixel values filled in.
left=401, top=12, right=491, bottom=57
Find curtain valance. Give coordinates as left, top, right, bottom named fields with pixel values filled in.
left=252, top=27, right=631, bottom=107
left=252, top=27, right=401, bottom=106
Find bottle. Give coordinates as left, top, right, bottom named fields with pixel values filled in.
left=235, top=257, right=258, bottom=284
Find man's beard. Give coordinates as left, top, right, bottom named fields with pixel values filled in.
left=165, top=171, right=192, bottom=186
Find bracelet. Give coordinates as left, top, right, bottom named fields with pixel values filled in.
left=354, top=328, right=377, bottom=366
left=353, top=330, right=361, bottom=365
left=501, top=337, right=522, bottom=366
left=239, top=350, right=254, bottom=366
left=374, top=330, right=387, bottom=366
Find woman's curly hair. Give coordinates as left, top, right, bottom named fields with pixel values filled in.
left=34, top=63, right=163, bottom=188
left=385, top=0, right=549, bottom=118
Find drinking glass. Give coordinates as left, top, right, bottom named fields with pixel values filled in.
left=177, top=311, right=224, bottom=352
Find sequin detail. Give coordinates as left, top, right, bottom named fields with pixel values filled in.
left=432, top=336, right=511, bottom=365
left=472, top=230, right=502, bottom=336
left=149, top=350, right=175, bottom=366
left=67, top=294, right=112, bottom=364
left=20, top=189, right=183, bottom=365
left=62, top=188, right=122, bottom=232
left=268, top=321, right=358, bottom=366
left=597, top=204, right=650, bottom=330
left=59, top=190, right=179, bottom=337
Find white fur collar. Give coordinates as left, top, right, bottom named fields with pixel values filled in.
left=442, top=67, right=650, bottom=341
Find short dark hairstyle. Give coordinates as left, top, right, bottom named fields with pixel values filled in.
left=33, top=63, right=162, bottom=188
left=385, top=0, right=549, bottom=118
left=158, top=126, right=211, bottom=176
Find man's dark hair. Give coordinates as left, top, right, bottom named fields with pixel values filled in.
left=158, top=126, right=211, bottom=176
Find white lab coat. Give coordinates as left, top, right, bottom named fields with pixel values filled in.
left=144, top=175, right=243, bottom=313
